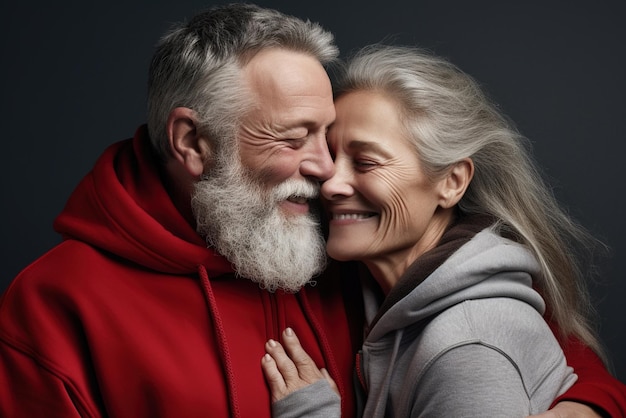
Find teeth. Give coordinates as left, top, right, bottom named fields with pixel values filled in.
left=287, top=196, right=308, bottom=204
left=333, top=213, right=373, bottom=220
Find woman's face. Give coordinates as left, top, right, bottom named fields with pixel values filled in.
left=322, top=90, right=452, bottom=274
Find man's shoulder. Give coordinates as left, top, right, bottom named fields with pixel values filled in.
left=14, top=240, right=117, bottom=281
left=3, top=239, right=140, bottom=307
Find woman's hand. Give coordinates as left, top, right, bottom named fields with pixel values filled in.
left=261, top=327, right=339, bottom=403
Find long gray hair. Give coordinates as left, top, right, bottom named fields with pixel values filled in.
left=335, top=44, right=607, bottom=361
left=147, top=3, right=338, bottom=160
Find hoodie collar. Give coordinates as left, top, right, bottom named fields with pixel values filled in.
left=365, top=214, right=495, bottom=332
left=54, top=125, right=233, bottom=277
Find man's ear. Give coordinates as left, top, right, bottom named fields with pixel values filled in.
left=438, top=158, right=474, bottom=209
left=167, top=107, right=211, bottom=177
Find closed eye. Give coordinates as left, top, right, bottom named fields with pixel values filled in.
left=284, top=137, right=307, bottom=148
left=354, top=159, right=378, bottom=171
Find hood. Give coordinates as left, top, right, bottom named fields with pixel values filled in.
left=53, top=125, right=233, bottom=277
left=364, top=219, right=544, bottom=342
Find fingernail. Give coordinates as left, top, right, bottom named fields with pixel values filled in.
left=285, top=327, right=294, bottom=337
left=263, top=353, right=272, bottom=362
left=267, top=339, right=277, bottom=347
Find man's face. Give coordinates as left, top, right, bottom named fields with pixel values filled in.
left=237, top=48, right=336, bottom=216
left=191, top=49, right=335, bottom=292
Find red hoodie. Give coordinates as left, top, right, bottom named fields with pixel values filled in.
left=1, top=126, right=624, bottom=417
left=0, top=126, right=361, bottom=417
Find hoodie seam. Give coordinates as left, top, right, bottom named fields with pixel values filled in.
left=0, top=331, right=99, bottom=417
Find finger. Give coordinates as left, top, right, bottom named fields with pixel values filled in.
left=265, top=339, right=300, bottom=382
left=282, top=328, right=323, bottom=382
left=320, top=368, right=340, bottom=397
left=261, top=353, right=289, bottom=403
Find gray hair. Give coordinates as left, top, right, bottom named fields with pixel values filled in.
left=147, top=3, right=338, bottom=160
left=335, top=44, right=607, bottom=362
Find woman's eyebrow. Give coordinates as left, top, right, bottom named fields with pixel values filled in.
left=348, top=139, right=393, bottom=158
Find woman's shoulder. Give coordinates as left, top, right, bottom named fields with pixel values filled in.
left=416, top=298, right=555, bottom=357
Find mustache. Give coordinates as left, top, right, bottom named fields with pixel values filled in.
left=271, top=179, right=320, bottom=202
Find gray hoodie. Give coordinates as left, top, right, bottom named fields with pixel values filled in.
left=273, top=220, right=576, bottom=418
left=358, top=223, right=577, bottom=417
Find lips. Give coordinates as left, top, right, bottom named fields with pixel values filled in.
left=287, top=195, right=309, bottom=204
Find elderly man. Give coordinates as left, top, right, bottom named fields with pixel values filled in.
left=0, top=4, right=357, bottom=417
left=0, top=3, right=623, bottom=418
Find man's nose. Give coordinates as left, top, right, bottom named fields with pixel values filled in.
left=299, top=134, right=335, bottom=181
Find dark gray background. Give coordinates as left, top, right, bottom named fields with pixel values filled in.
left=2, top=1, right=624, bottom=381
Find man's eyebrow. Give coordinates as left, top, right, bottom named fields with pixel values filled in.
left=279, top=117, right=330, bottom=133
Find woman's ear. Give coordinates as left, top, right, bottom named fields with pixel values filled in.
left=438, top=158, right=474, bottom=209
left=167, top=107, right=211, bottom=177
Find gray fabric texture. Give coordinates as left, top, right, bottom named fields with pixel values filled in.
left=272, top=227, right=576, bottom=417
left=271, top=379, right=340, bottom=418
left=359, top=228, right=576, bottom=417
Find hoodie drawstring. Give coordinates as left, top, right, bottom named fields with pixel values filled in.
left=198, top=264, right=241, bottom=418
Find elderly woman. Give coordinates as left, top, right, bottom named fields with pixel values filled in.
left=262, top=45, right=622, bottom=417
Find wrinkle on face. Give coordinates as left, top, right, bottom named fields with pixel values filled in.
left=324, top=90, right=453, bottom=288
left=237, top=48, right=335, bottom=187
left=367, top=151, right=441, bottom=258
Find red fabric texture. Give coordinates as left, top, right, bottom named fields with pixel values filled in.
left=0, top=127, right=358, bottom=417
left=1, top=126, right=624, bottom=416
left=554, top=334, right=626, bottom=417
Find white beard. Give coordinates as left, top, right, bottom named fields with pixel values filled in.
left=191, top=152, right=327, bottom=293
